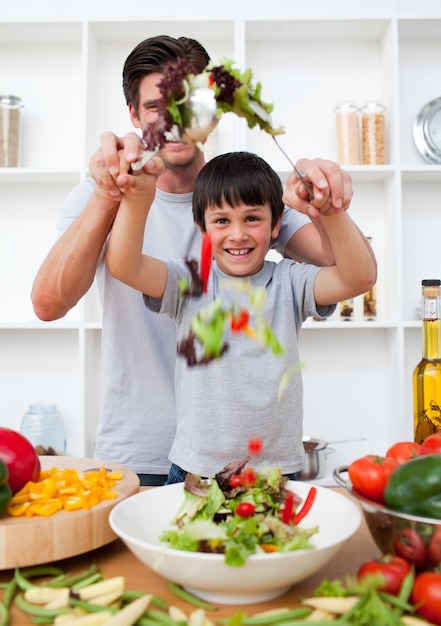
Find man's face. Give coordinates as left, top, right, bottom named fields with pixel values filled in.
left=130, top=72, right=200, bottom=170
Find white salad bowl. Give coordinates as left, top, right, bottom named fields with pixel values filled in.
left=109, top=481, right=361, bottom=605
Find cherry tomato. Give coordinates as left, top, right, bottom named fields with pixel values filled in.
left=0, top=427, right=41, bottom=494
left=229, top=474, right=243, bottom=488
left=230, top=310, right=250, bottom=332
left=412, top=571, right=441, bottom=625
left=235, top=502, right=255, bottom=517
left=348, top=455, right=398, bottom=504
left=386, top=441, right=421, bottom=465
left=394, top=528, right=427, bottom=569
left=428, top=527, right=441, bottom=566
left=248, top=436, right=263, bottom=456
left=420, top=433, right=441, bottom=455
left=241, top=467, right=257, bottom=487
left=357, top=554, right=411, bottom=595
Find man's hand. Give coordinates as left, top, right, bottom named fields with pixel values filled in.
left=283, top=158, right=353, bottom=218
left=89, top=131, right=145, bottom=200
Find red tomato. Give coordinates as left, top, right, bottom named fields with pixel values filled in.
left=240, top=467, right=257, bottom=487
left=428, top=527, right=441, bottom=566
left=230, top=310, right=250, bottom=332
left=0, top=427, right=41, bottom=494
left=357, top=554, right=411, bottom=595
left=421, top=433, right=441, bottom=455
left=229, top=474, right=242, bottom=488
left=386, top=441, right=421, bottom=464
left=248, top=437, right=263, bottom=456
left=348, top=455, right=398, bottom=504
left=394, top=528, right=427, bottom=569
left=235, top=502, right=255, bottom=517
left=412, top=571, right=441, bottom=625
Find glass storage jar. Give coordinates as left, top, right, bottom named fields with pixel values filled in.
left=334, top=102, right=360, bottom=165
left=361, top=102, right=386, bottom=164
left=0, top=95, right=24, bottom=167
left=20, top=404, right=66, bottom=455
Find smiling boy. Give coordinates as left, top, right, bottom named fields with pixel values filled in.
left=106, top=151, right=375, bottom=483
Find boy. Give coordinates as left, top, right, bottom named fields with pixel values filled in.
left=106, top=151, right=375, bottom=482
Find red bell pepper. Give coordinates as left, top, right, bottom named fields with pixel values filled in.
left=200, top=233, right=212, bottom=294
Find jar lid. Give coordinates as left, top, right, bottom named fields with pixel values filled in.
left=0, top=95, right=24, bottom=108
left=361, top=102, right=386, bottom=112
left=333, top=101, right=360, bottom=114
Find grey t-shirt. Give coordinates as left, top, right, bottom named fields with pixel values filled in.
left=144, top=259, right=335, bottom=477
left=57, top=177, right=311, bottom=474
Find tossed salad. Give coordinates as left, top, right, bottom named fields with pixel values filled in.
left=160, top=456, right=318, bottom=567
left=141, top=57, right=283, bottom=151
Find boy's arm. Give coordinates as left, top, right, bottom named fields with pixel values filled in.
left=105, top=158, right=168, bottom=299
left=313, top=212, right=377, bottom=306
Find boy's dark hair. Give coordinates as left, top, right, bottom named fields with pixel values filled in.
left=122, top=35, right=210, bottom=115
left=193, top=152, right=285, bottom=230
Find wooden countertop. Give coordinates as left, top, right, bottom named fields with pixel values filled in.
left=0, top=488, right=378, bottom=624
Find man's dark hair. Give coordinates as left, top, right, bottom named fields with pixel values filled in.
left=193, top=152, right=285, bottom=231
left=122, top=35, right=210, bottom=114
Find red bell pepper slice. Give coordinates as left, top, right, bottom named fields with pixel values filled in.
left=281, top=490, right=295, bottom=524
left=292, top=486, right=317, bottom=525
left=200, top=233, right=212, bottom=294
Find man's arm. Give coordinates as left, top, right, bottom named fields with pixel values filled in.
left=31, top=191, right=119, bottom=321
left=31, top=131, right=145, bottom=321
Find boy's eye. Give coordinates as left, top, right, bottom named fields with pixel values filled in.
left=215, top=218, right=228, bottom=224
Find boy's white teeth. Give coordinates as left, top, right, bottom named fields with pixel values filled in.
left=229, top=249, right=250, bottom=255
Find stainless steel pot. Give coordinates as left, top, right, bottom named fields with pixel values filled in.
left=298, top=436, right=333, bottom=481
left=298, top=436, right=366, bottom=481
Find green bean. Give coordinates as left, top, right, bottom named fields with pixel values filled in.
left=14, top=568, right=35, bottom=591
left=138, top=619, right=166, bottom=626
left=61, top=564, right=98, bottom=589
left=20, top=566, right=66, bottom=579
left=121, top=591, right=168, bottom=610
left=69, top=597, right=118, bottom=614
left=0, top=600, right=8, bottom=626
left=45, top=574, right=69, bottom=588
left=166, top=581, right=217, bottom=612
left=71, top=572, right=102, bottom=590
left=30, top=616, right=54, bottom=625
left=144, top=608, right=186, bottom=626
left=3, top=578, right=17, bottom=609
left=14, top=593, right=71, bottom=618
left=218, top=608, right=312, bottom=626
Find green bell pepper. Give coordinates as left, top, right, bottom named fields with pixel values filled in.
left=0, top=459, right=11, bottom=516
left=384, top=454, right=441, bottom=518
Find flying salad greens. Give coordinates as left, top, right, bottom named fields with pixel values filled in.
left=141, top=57, right=284, bottom=151
left=160, top=457, right=318, bottom=567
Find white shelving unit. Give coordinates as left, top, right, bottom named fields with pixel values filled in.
left=1, top=0, right=440, bottom=475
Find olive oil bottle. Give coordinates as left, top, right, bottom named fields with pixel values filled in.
left=413, top=279, right=441, bottom=443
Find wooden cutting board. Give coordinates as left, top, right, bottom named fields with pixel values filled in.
left=0, top=456, right=139, bottom=570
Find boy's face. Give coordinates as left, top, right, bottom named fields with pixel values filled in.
left=204, top=200, right=281, bottom=277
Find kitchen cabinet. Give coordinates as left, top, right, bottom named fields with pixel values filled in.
left=1, top=0, right=440, bottom=475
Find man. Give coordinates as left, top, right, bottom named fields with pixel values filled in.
left=31, top=35, right=359, bottom=485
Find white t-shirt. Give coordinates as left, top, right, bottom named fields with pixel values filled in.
left=57, top=177, right=310, bottom=474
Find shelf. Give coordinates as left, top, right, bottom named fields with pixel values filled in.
left=1, top=4, right=439, bottom=459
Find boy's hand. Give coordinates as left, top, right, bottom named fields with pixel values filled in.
left=115, top=154, right=164, bottom=198
left=283, top=158, right=353, bottom=218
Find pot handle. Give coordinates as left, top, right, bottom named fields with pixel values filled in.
left=332, top=465, right=350, bottom=488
